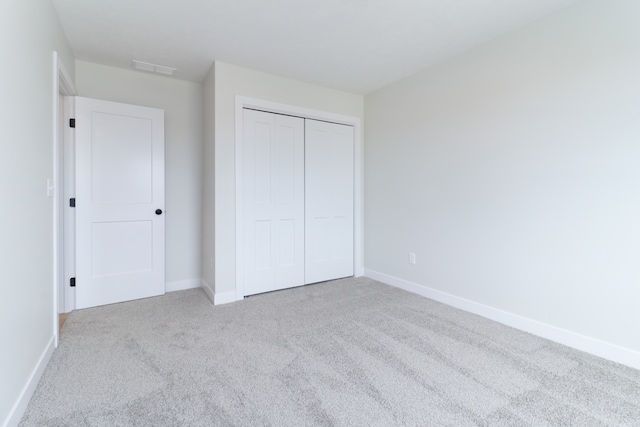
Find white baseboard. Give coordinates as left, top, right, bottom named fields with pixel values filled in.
left=166, top=278, right=201, bottom=293
left=213, top=291, right=237, bottom=306
left=201, top=279, right=215, bottom=305
left=200, top=280, right=237, bottom=306
left=365, top=269, right=640, bottom=371
left=4, top=336, right=55, bottom=427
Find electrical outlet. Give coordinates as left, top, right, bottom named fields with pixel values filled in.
left=409, top=252, right=416, bottom=265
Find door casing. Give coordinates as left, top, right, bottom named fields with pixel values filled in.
left=53, top=52, right=76, bottom=347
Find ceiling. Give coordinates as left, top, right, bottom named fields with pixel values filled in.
left=51, top=0, right=583, bottom=94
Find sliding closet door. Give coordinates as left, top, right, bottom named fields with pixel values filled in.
left=242, top=109, right=305, bottom=296
left=305, top=119, right=354, bottom=284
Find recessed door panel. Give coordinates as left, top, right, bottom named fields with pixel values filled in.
left=309, top=217, right=328, bottom=262
left=254, top=123, right=272, bottom=205
left=279, top=219, right=296, bottom=267
left=255, top=220, right=272, bottom=271
left=91, top=113, right=153, bottom=205
left=330, top=216, right=350, bottom=261
left=278, top=126, right=296, bottom=205
left=91, top=221, right=153, bottom=277
left=306, top=129, right=329, bottom=204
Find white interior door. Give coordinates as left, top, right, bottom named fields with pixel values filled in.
left=242, top=109, right=305, bottom=296
left=305, top=119, right=354, bottom=284
left=75, top=97, right=165, bottom=309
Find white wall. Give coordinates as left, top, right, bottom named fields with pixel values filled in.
left=0, top=0, right=75, bottom=425
left=74, top=61, right=204, bottom=289
left=365, top=0, right=640, bottom=363
left=203, top=62, right=364, bottom=296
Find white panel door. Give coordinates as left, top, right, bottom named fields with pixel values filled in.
left=305, top=119, right=354, bottom=284
left=243, top=109, right=305, bottom=296
left=75, top=97, right=165, bottom=309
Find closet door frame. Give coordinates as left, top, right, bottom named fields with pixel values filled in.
left=235, top=96, right=363, bottom=301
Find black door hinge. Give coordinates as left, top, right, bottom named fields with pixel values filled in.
left=69, top=118, right=76, bottom=128
left=70, top=198, right=76, bottom=208
left=70, top=277, right=76, bottom=287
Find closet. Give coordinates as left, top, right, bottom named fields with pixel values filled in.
left=241, top=109, right=354, bottom=296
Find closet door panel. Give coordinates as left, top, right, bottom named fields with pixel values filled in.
left=243, top=110, right=305, bottom=295
left=305, top=119, right=354, bottom=284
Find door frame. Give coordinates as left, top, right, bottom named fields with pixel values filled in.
left=53, top=52, right=76, bottom=346
left=235, top=96, right=363, bottom=301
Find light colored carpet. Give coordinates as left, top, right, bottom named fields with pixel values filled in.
left=20, top=277, right=640, bottom=426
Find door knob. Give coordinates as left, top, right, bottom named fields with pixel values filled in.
left=155, top=209, right=163, bottom=215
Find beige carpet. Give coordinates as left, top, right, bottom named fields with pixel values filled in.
left=21, top=277, right=640, bottom=426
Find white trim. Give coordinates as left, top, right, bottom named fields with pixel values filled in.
left=166, top=279, right=202, bottom=293
left=365, top=269, right=640, bottom=371
left=3, top=336, right=55, bottom=427
left=57, top=56, right=75, bottom=96
left=235, top=104, right=245, bottom=302
left=52, top=52, right=60, bottom=346
left=201, top=279, right=215, bottom=305
left=214, top=291, right=237, bottom=306
left=52, top=52, right=77, bottom=346
left=201, top=280, right=240, bottom=306
left=235, top=96, right=363, bottom=300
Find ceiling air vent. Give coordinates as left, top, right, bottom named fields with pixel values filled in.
left=131, top=60, right=176, bottom=76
